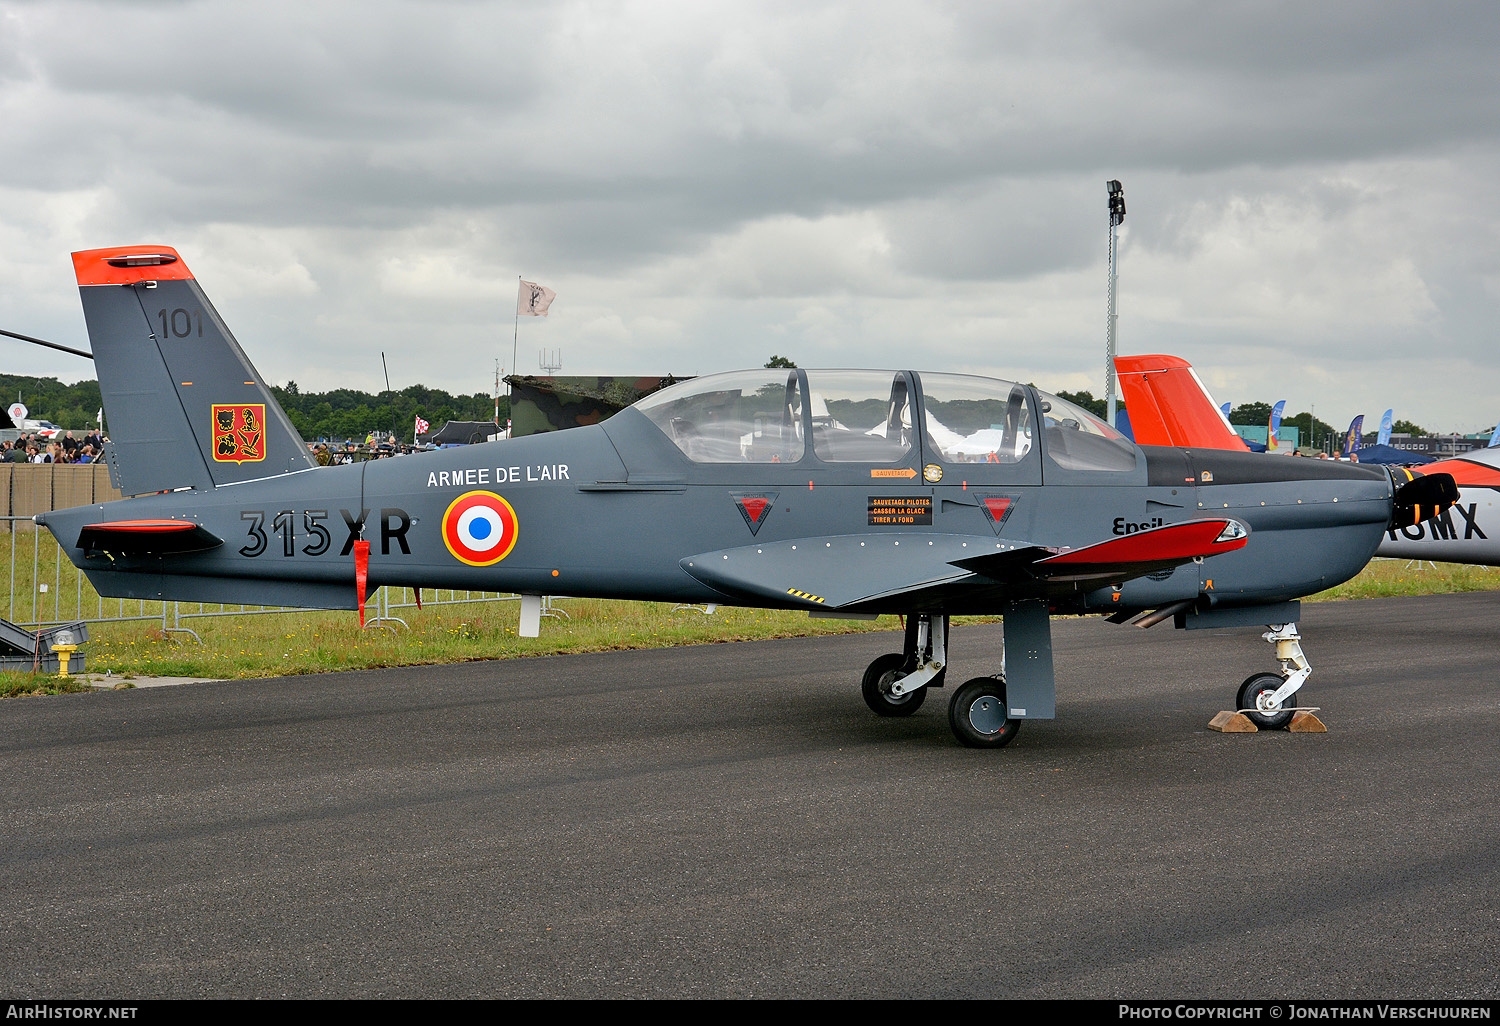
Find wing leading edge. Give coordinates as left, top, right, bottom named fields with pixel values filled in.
left=680, top=519, right=1248, bottom=611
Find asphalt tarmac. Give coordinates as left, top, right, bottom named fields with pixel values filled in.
left=2, top=592, right=1498, bottom=1000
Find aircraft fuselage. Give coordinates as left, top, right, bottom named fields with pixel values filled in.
left=40, top=407, right=1395, bottom=618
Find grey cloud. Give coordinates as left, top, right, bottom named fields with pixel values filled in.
left=883, top=178, right=1104, bottom=281
left=1, top=1, right=1497, bottom=428
left=1095, top=1, right=1500, bottom=76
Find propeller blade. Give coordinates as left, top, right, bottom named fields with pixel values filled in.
left=1390, top=471, right=1458, bottom=529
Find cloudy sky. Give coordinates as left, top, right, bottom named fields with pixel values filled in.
left=1, top=1, right=1497, bottom=432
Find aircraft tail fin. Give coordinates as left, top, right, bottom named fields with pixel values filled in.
left=72, top=246, right=315, bottom=496
left=1114, top=354, right=1249, bottom=452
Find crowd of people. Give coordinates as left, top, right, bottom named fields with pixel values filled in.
left=311, top=441, right=430, bottom=465
left=2, top=430, right=428, bottom=466
left=1293, top=450, right=1360, bottom=461
left=0, top=430, right=108, bottom=464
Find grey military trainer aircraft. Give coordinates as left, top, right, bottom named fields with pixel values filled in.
left=37, top=246, right=1457, bottom=748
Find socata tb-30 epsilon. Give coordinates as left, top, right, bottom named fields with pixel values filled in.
left=37, top=246, right=1456, bottom=748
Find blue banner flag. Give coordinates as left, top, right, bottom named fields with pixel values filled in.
left=1345, top=415, right=1364, bottom=455
left=1378, top=409, right=1393, bottom=447
left=1268, top=400, right=1286, bottom=450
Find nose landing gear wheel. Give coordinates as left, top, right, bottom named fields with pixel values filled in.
left=1237, top=672, right=1297, bottom=730
left=861, top=653, right=928, bottom=716
left=948, top=677, right=1021, bottom=748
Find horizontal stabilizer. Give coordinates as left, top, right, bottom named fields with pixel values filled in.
left=77, top=519, right=224, bottom=558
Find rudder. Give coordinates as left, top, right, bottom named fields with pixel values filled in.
left=1114, top=354, right=1250, bottom=452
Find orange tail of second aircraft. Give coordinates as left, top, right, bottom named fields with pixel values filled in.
left=1114, top=354, right=1249, bottom=451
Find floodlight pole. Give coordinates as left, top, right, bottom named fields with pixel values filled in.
left=1105, top=180, right=1125, bottom=427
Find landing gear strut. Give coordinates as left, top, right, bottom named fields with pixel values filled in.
left=859, top=614, right=947, bottom=716
left=1237, top=621, right=1310, bottom=729
left=858, top=601, right=1055, bottom=747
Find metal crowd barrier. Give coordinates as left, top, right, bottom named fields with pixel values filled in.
left=2, top=515, right=522, bottom=632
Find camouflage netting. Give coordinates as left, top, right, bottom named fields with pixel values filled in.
left=504, top=375, right=688, bottom=438
left=429, top=421, right=502, bottom=445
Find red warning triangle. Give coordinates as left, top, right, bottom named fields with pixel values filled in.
left=976, top=493, right=1019, bottom=535
left=730, top=492, right=778, bottom=535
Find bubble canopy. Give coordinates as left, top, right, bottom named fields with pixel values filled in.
left=634, top=369, right=1138, bottom=471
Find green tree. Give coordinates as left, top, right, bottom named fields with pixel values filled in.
left=1285, top=411, right=1335, bottom=450
left=1228, top=402, right=1274, bottom=427
left=1055, top=389, right=1110, bottom=420
left=0, top=373, right=102, bottom=429
left=764, top=355, right=797, bottom=368
left=3, top=373, right=502, bottom=443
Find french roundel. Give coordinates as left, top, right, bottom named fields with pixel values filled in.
left=442, top=491, right=519, bottom=566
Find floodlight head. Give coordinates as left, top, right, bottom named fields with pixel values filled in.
left=1107, top=179, right=1126, bottom=226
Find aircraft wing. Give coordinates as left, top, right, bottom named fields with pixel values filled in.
left=680, top=519, right=1248, bottom=611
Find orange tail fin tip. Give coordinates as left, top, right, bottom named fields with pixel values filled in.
left=1114, top=354, right=1248, bottom=451
left=73, top=246, right=195, bottom=287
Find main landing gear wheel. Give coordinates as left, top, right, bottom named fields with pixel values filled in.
left=948, top=677, right=1021, bottom=749
left=861, top=653, right=927, bottom=716
left=1237, top=672, right=1298, bottom=730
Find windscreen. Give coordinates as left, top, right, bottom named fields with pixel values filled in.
left=1035, top=389, right=1139, bottom=472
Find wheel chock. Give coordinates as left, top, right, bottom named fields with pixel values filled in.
left=1208, top=711, right=1257, bottom=732
left=1288, top=711, right=1327, bottom=732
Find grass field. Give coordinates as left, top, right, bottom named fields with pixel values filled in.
left=2, top=519, right=1496, bottom=698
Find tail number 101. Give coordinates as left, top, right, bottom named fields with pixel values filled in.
left=157, top=308, right=203, bottom=339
